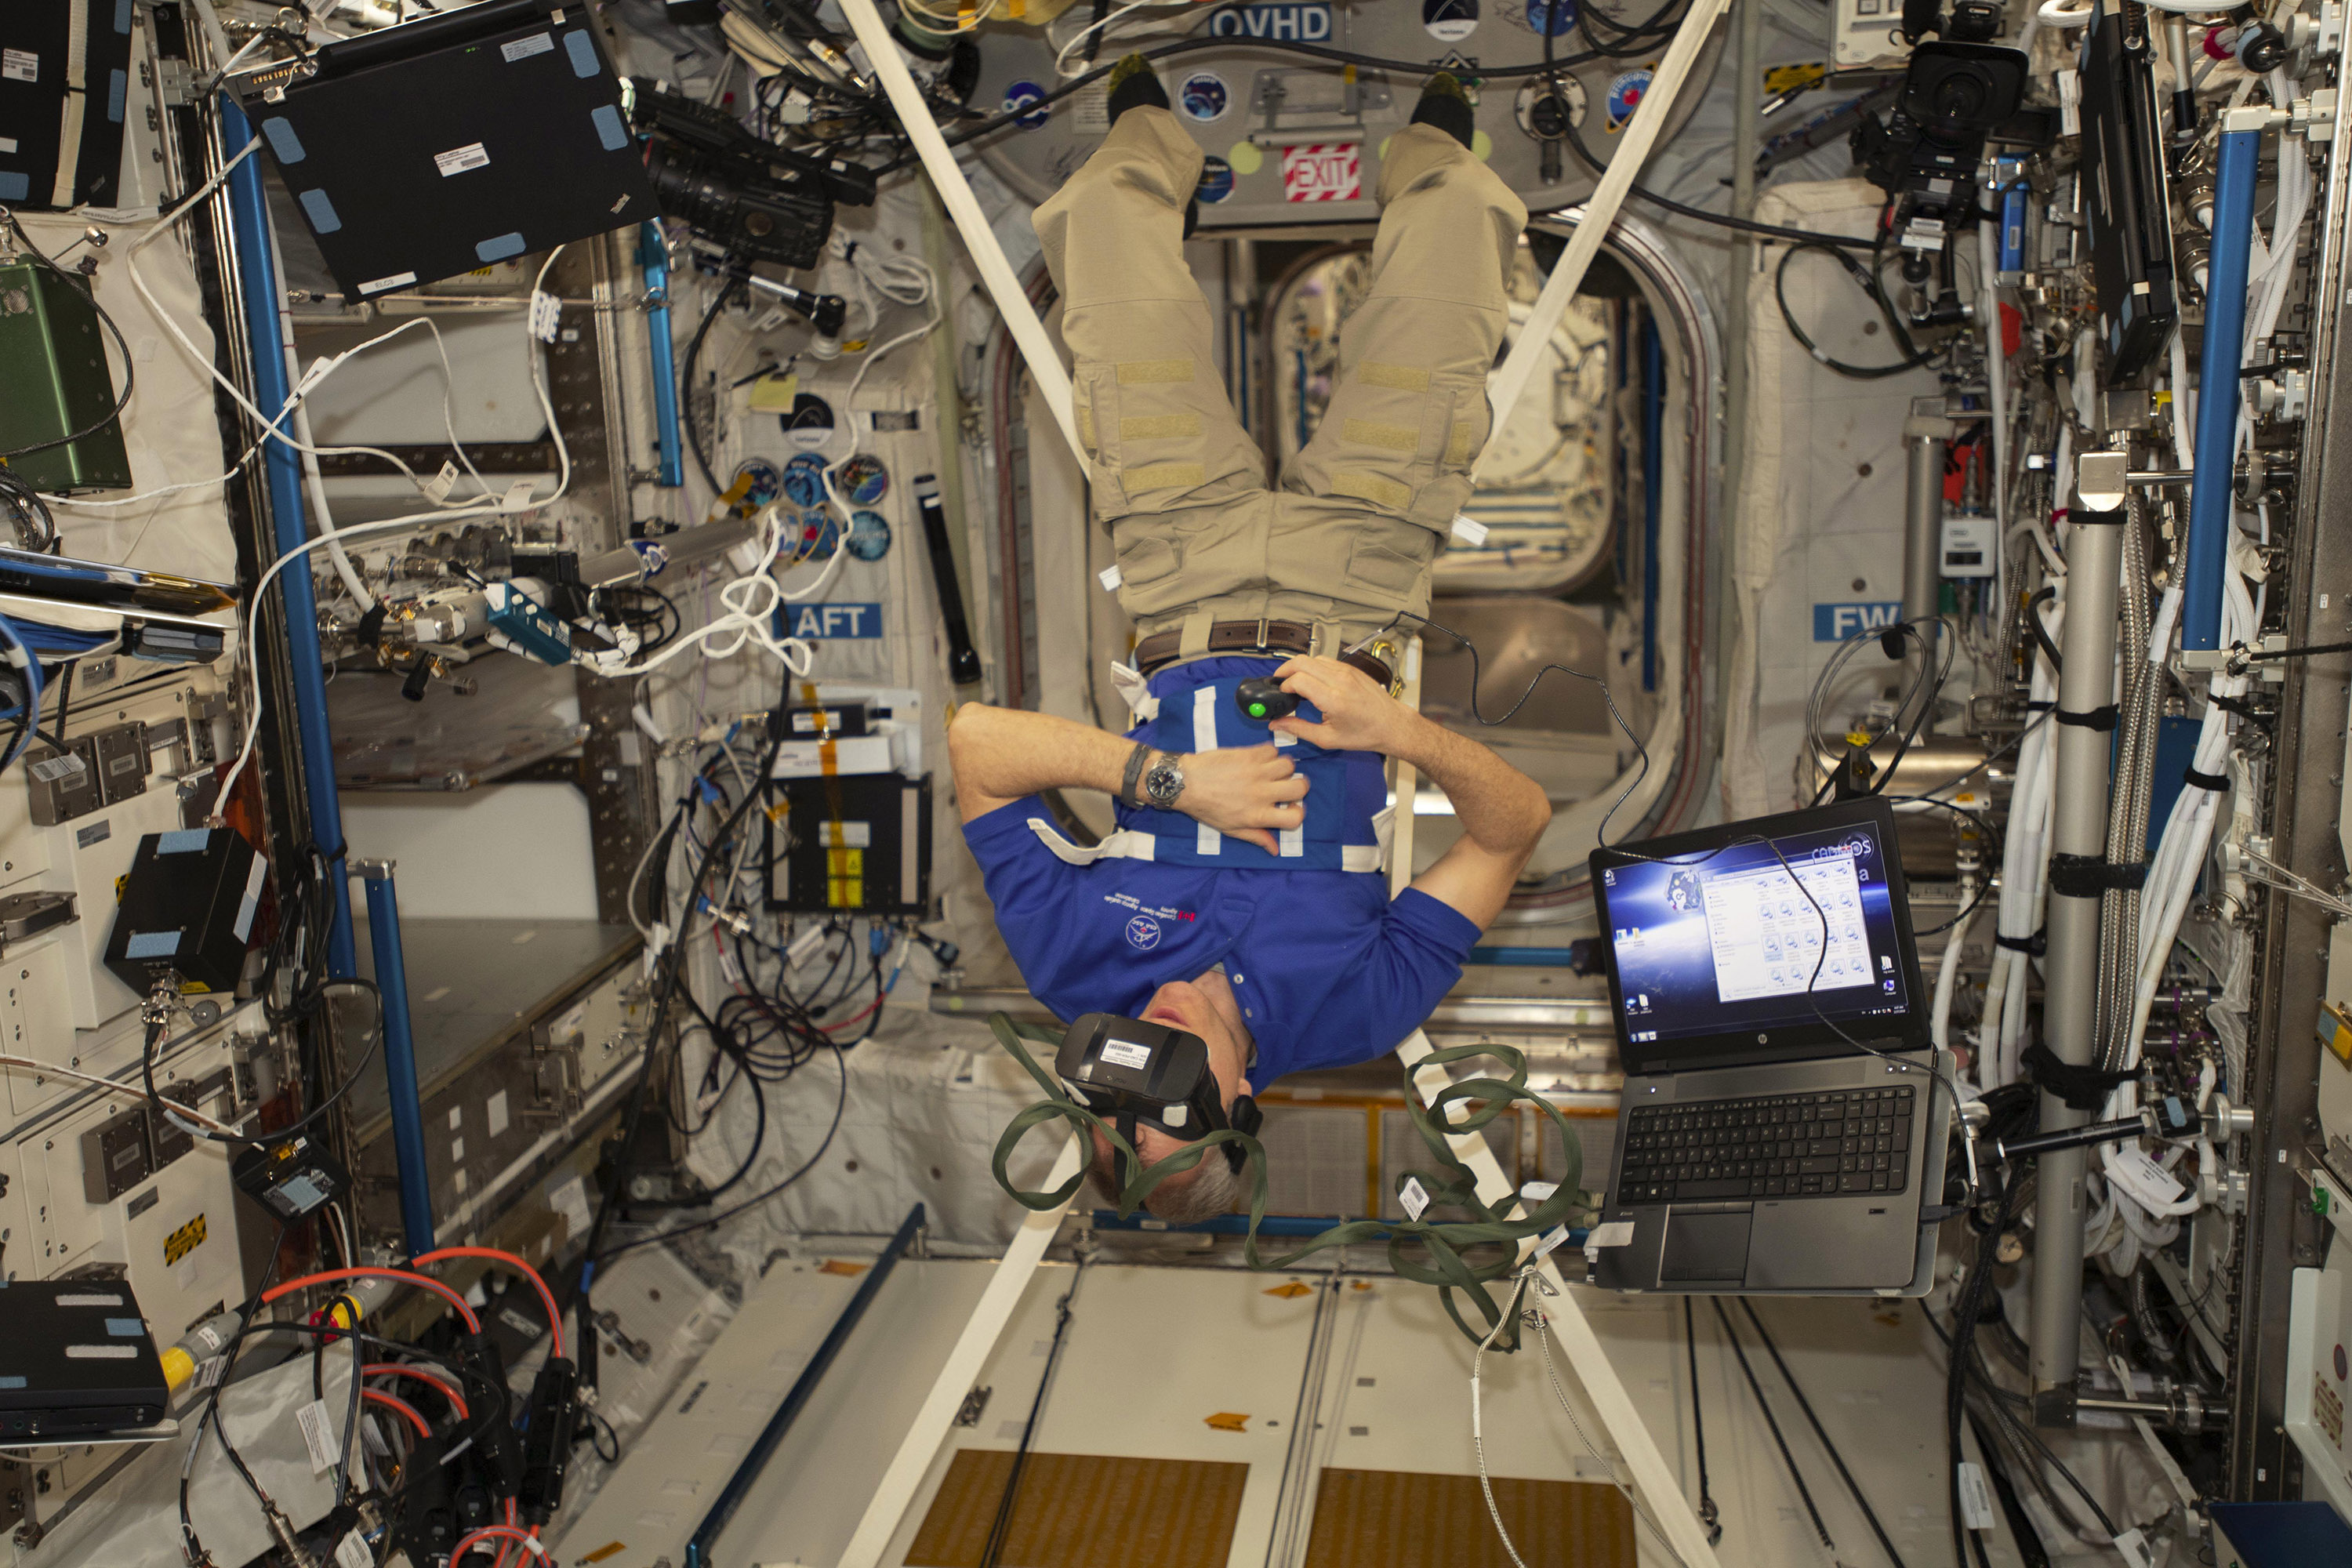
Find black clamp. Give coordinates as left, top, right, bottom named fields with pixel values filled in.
left=2055, top=704, right=2119, bottom=731
left=2183, top=766, right=2230, bottom=793
left=2049, top=851, right=2148, bottom=899
left=1993, top=927, right=2046, bottom=956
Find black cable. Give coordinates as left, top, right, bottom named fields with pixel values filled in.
left=1774, top=241, right=1943, bottom=378
left=1738, top=1299, right=1909, bottom=1568
left=1385, top=608, right=1653, bottom=847
left=2024, top=586, right=2063, bottom=674
left=143, top=974, right=386, bottom=1147
left=1963, top=1410, right=2050, bottom=1568
left=0, top=212, right=136, bottom=460
left=573, top=730, right=787, bottom=1314
left=681, top=271, right=747, bottom=496
left=593, top=1033, right=850, bottom=1261
left=1683, top=1298, right=1722, bottom=1545
left=1545, top=28, right=1882, bottom=252
left=1713, top=1296, right=1836, bottom=1554
left=872, top=15, right=1621, bottom=174
left=178, top=1220, right=292, bottom=1566
left=980, top=1257, right=1088, bottom=1568
left=1881, top=793, right=2004, bottom=938
left=2235, top=636, right=2352, bottom=662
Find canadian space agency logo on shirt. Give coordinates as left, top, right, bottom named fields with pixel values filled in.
left=1125, top=915, right=1163, bottom=950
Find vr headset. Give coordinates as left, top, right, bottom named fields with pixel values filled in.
left=1054, top=1013, right=1261, bottom=1174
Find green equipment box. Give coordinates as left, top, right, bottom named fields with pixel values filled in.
left=0, top=252, right=131, bottom=495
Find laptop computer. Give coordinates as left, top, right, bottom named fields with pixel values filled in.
left=236, top=0, right=657, bottom=303
left=1584, top=797, right=1948, bottom=1296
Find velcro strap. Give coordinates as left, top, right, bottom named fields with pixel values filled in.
left=2183, top=766, right=2229, bottom=793
left=2022, top=1041, right=2135, bottom=1113
left=2049, top=851, right=2148, bottom=898
left=1994, top=928, right=2045, bottom=956
left=2211, top=691, right=2270, bottom=728
left=2056, top=705, right=2119, bottom=731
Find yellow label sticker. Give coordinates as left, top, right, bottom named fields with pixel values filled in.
left=1204, top=1412, right=1250, bottom=1432
left=1264, top=1281, right=1312, bottom=1299
left=579, top=1544, right=629, bottom=1565
left=818, top=1258, right=870, bottom=1277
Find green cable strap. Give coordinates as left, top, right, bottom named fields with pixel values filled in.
left=985, top=1013, right=1585, bottom=1348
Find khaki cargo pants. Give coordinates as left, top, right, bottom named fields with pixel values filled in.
left=1032, top=107, right=1528, bottom=660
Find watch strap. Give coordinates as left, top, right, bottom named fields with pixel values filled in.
left=1119, top=741, right=1152, bottom=810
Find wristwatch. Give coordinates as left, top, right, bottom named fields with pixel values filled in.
left=1142, top=752, right=1187, bottom=810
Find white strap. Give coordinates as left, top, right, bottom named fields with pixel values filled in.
left=1109, top=660, right=1160, bottom=723
left=1025, top=817, right=1379, bottom=872
left=1192, top=686, right=1221, bottom=858
left=1024, top=819, right=1156, bottom=865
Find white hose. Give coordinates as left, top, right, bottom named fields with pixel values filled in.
left=1933, top=906, right=1980, bottom=1065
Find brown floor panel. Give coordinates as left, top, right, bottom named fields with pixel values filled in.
left=905, top=1450, right=1250, bottom=1568
left=1302, top=1468, right=1637, bottom=1568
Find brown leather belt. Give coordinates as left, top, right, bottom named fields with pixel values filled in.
left=1132, top=619, right=1394, bottom=689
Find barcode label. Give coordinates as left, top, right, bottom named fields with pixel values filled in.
left=1957, top=1461, right=1996, bottom=1530
left=1399, top=1177, right=1430, bottom=1221
left=27, top=753, right=85, bottom=782
left=2, top=50, right=38, bottom=84
left=434, top=142, right=491, bottom=177
left=295, top=1397, right=338, bottom=1473
left=499, top=31, right=555, bottom=62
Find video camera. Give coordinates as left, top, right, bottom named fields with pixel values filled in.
left=627, top=79, right=877, bottom=268
left=1853, top=1, right=2047, bottom=235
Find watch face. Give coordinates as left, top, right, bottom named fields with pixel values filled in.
left=1144, top=759, right=1185, bottom=807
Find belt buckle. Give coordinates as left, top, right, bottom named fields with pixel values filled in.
left=1252, top=618, right=1270, bottom=655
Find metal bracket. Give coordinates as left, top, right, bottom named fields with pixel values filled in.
left=2226, top=841, right=2352, bottom=918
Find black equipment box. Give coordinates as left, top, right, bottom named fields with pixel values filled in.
left=0, top=1277, right=168, bottom=1439
left=0, top=0, right=137, bottom=211
left=2079, top=0, right=2178, bottom=383
left=104, top=828, right=265, bottom=995
left=238, top=0, right=656, bottom=303
left=765, top=773, right=932, bottom=916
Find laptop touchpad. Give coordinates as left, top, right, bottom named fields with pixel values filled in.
left=1661, top=1210, right=1752, bottom=1283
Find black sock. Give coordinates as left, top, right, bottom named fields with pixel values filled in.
left=1182, top=197, right=1199, bottom=239
left=1108, top=68, right=1170, bottom=123
left=1410, top=93, right=1475, bottom=149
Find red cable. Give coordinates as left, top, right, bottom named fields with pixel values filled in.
left=448, top=1524, right=545, bottom=1566
left=362, top=1363, right=469, bottom=1419
left=260, top=1267, right=482, bottom=1334
left=410, top=1247, right=566, bottom=1358
left=361, top=1388, right=432, bottom=1440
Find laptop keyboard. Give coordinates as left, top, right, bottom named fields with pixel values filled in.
left=1616, top=1087, right=1916, bottom=1204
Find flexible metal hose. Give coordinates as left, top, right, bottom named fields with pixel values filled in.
left=2097, top=496, right=2158, bottom=1063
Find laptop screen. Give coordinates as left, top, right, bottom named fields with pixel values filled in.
left=1591, top=800, right=1926, bottom=1074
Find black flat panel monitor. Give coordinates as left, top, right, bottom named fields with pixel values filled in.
left=0, top=0, right=137, bottom=210
left=2079, top=0, right=2179, bottom=383
left=238, top=0, right=656, bottom=303
left=1588, top=797, right=1931, bottom=1076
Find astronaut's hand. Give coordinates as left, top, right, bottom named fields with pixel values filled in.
left=1171, top=744, right=1309, bottom=856
left=1267, top=656, right=1414, bottom=756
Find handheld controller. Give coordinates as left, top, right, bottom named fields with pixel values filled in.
left=1234, top=677, right=1298, bottom=724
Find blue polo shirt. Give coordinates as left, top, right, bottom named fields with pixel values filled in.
left=960, top=659, right=1483, bottom=1085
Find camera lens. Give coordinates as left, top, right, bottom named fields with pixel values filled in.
left=1931, top=70, right=1990, bottom=122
